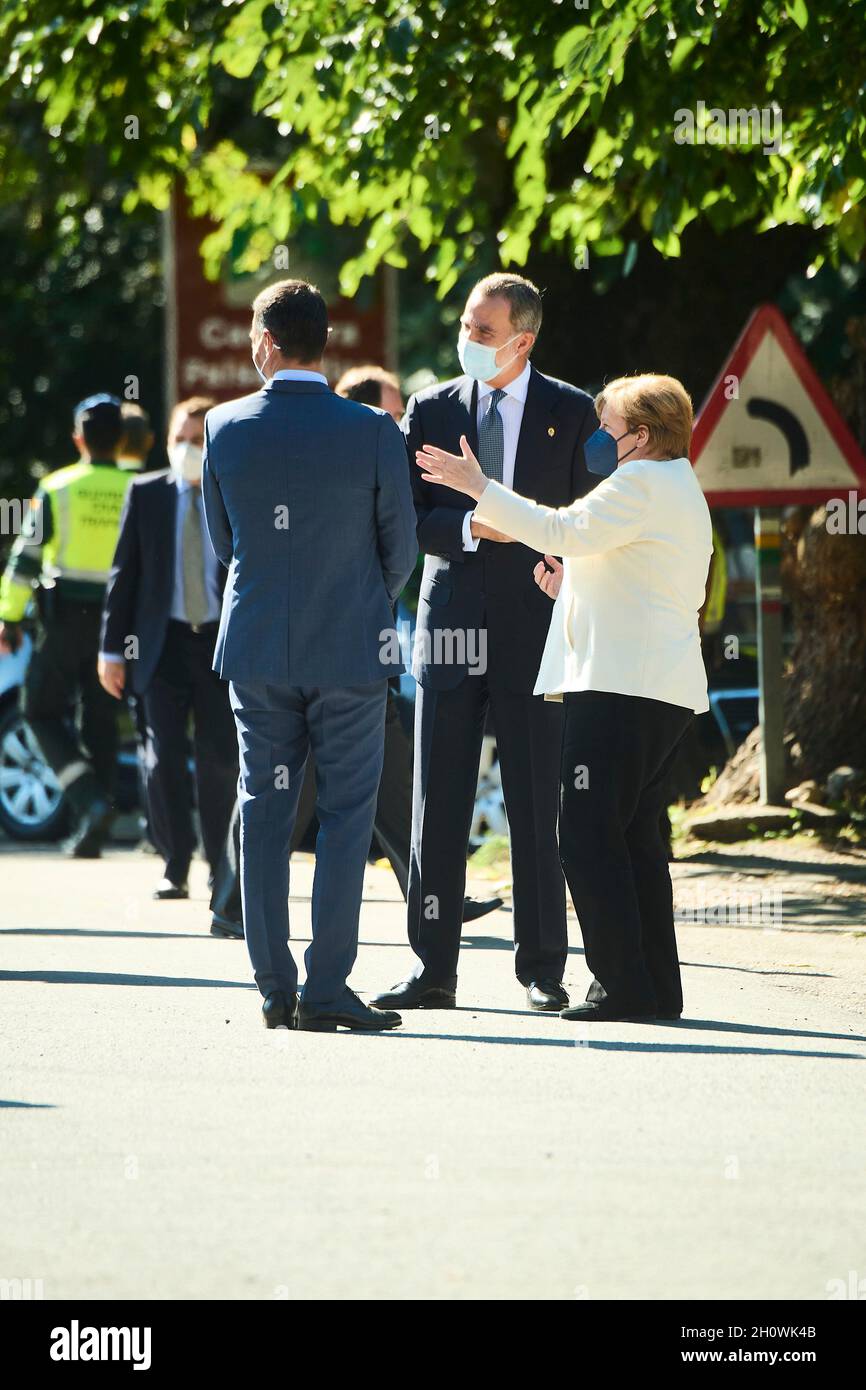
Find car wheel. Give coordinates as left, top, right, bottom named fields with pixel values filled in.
left=0, top=704, right=70, bottom=841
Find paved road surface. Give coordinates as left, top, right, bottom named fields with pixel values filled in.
left=2, top=845, right=864, bottom=1300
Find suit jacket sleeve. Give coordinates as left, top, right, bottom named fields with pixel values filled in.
left=201, top=417, right=233, bottom=569
left=100, top=483, right=140, bottom=658
left=474, top=464, right=650, bottom=559
left=376, top=412, right=418, bottom=604
left=402, top=394, right=469, bottom=562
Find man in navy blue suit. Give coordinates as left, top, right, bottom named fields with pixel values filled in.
left=202, top=280, right=417, bottom=1033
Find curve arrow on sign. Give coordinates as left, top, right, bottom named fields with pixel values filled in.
left=746, top=397, right=810, bottom=476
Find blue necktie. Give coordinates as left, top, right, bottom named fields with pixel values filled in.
left=478, top=388, right=506, bottom=483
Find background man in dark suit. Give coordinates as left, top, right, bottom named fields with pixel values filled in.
left=99, top=396, right=238, bottom=901
left=373, top=273, right=598, bottom=1014
left=201, top=280, right=417, bottom=1033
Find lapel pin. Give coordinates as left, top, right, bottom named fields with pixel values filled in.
left=548, top=426, right=555, bottom=437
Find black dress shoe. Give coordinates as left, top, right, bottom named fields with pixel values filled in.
left=370, top=976, right=456, bottom=1010
left=560, top=999, right=657, bottom=1023
left=298, top=988, right=401, bottom=1033
left=462, top=895, right=504, bottom=922
left=526, top=979, right=569, bottom=1011
left=210, top=915, right=244, bottom=939
left=262, top=990, right=299, bottom=1029
left=64, top=798, right=112, bottom=859
left=153, top=878, right=189, bottom=900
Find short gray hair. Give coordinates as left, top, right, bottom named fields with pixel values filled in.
left=472, top=272, right=542, bottom=337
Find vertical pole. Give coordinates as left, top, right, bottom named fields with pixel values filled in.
left=162, top=194, right=178, bottom=419
left=754, top=507, right=785, bottom=804
left=383, top=264, right=399, bottom=374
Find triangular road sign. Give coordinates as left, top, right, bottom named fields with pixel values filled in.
left=692, top=303, right=866, bottom=505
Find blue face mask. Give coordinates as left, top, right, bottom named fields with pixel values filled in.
left=584, top=427, right=639, bottom=477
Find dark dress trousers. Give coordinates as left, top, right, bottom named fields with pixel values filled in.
left=559, top=692, right=693, bottom=1014
left=209, top=680, right=413, bottom=928
left=404, top=366, right=597, bottom=986
left=101, top=470, right=238, bottom=883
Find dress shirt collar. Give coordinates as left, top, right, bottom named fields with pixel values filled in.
left=174, top=476, right=201, bottom=496
left=272, top=368, right=329, bottom=385
left=477, top=359, right=531, bottom=406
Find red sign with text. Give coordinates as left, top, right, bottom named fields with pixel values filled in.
left=166, top=190, right=389, bottom=407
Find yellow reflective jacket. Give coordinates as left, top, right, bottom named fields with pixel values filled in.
left=0, top=458, right=132, bottom=622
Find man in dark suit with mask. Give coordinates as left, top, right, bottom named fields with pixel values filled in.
left=99, top=396, right=238, bottom=902
left=373, top=273, right=598, bottom=1013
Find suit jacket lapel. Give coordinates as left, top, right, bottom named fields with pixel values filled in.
left=162, top=475, right=178, bottom=603
left=456, top=376, right=479, bottom=454
left=512, top=366, right=557, bottom=496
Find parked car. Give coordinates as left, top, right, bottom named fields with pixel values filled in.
left=0, top=632, right=142, bottom=841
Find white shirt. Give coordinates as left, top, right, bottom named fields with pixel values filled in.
left=462, top=360, right=531, bottom=550
left=271, top=369, right=329, bottom=384
left=473, top=456, right=713, bottom=714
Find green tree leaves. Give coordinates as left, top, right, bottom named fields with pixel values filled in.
left=0, top=0, right=863, bottom=293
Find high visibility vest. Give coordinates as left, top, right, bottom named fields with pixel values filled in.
left=702, top=525, right=728, bottom=633
left=0, top=458, right=133, bottom=621
left=39, top=460, right=132, bottom=585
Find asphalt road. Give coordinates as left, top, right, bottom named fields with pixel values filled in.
left=2, top=844, right=864, bottom=1301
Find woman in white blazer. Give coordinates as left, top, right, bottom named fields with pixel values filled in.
left=416, top=374, right=713, bottom=1024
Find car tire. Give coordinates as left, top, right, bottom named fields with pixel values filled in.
left=0, top=701, right=70, bottom=841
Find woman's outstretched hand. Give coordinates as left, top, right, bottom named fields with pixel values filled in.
left=416, top=435, right=489, bottom=501
left=533, top=554, right=563, bottom=599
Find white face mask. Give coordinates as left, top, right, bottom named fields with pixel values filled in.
left=168, top=441, right=203, bottom=484
left=252, top=332, right=278, bottom=384
left=458, top=330, right=521, bottom=383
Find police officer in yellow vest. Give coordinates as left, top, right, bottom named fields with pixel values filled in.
left=0, top=395, right=132, bottom=856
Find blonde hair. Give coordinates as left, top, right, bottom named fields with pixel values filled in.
left=594, top=374, right=693, bottom=460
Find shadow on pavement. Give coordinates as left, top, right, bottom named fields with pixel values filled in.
left=388, top=1032, right=862, bottom=1057
left=0, top=970, right=253, bottom=989
left=681, top=959, right=833, bottom=978
left=0, top=1099, right=56, bottom=1108
left=679, top=850, right=866, bottom=882
left=1, top=928, right=213, bottom=940
left=653, top=1017, right=866, bottom=1044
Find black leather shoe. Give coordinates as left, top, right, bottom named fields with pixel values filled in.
left=370, top=976, right=456, bottom=1010
left=64, top=798, right=112, bottom=859
left=462, top=895, right=503, bottom=922
left=526, top=979, right=569, bottom=1011
left=153, top=877, right=189, bottom=900
left=655, top=1009, right=683, bottom=1020
left=299, top=988, right=401, bottom=1033
left=560, top=999, right=657, bottom=1023
left=210, top=915, right=244, bottom=939
left=262, top=990, right=299, bottom=1029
